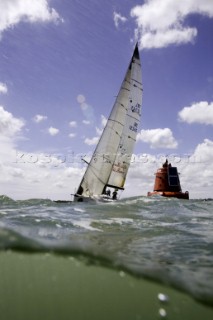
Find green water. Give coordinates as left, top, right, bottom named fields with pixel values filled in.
left=0, top=251, right=212, bottom=320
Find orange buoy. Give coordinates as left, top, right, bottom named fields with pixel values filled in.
left=147, top=159, right=189, bottom=199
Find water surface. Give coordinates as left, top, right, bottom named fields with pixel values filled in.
left=0, top=195, right=213, bottom=306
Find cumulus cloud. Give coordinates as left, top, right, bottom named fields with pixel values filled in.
left=130, top=0, right=213, bottom=49
left=0, top=107, right=25, bottom=171
left=0, top=106, right=83, bottom=201
left=0, top=148, right=83, bottom=200
left=33, top=114, right=47, bottom=123
left=84, top=115, right=107, bottom=146
left=69, top=133, right=76, bottom=138
left=0, top=106, right=25, bottom=137
left=0, top=0, right=62, bottom=39
left=84, top=136, right=99, bottom=146
left=101, top=114, right=107, bottom=127
left=178, top=101, right=213, bottom=125
left=138, top=27, right=197, bottom=49
left=95, top=127, right=102, bottom=136
left=0, top=82, right=8, bottom=94
left=193, top=139, right=213, bottom=163
left=95, top=115, right=107, bottom=135
left=69, top=121, right=77, bottom=128
left=178, top=139, right=213, bottom=197
left=113, top=11, right=127, bottom=28
left=48, top=126, right=59, bottom=136
left=1, top=129, right=213, bottom=199
left=137, top=128, right=178, bottom=149
left=125, top=139, right=213, bottom=199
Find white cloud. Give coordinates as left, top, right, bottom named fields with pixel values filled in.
left=0, top=106, right=82, bottom=201
left=0, top=0, right=62, bottom=39
left=95, top=127, right=102, bottom=136
left=69, top=121, right=77, bottom=128
left=69, top=133, right=76, bottom=138
left=140, top=27, right=197, bottom=49
left=123, top=154, right=159, bottom=198
left=84, top=136, right=99, bottom=146
left=0, top=106, right=25, bottom=137
left=1, top=134, right=213, bottom=200
left=82, top=120, right=90, bottom=125
left=130, top=0, right=213, bottom=49
left=0, top=82, right=8, bottom=94
left=178, top=139, right=213, bottom=198
left=137, top=128, right=178, bottom=149
left=178, top=101, right=213, bottom=125
left=33, top=114, right=47, bottom=123
left=124, top=139, right=213, bottom=199
left=84, top=115, right=107, bottom=146
left=101, top=115, right=107, bottom=127
left=48, top=126, right=59, bottom=136
left=193, top=139, right=213, bottom=163
left=113, top=11, right=127, bottom=28
left=96, top=115, right=107, bottom=135
left=0, top=148, right=83, bottom=200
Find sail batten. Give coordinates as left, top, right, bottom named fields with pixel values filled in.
left=74, top=43, right=142, bottom=201
left=127, top=114, right=140, bottom=121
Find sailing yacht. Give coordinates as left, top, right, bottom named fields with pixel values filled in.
left=74, top=43, right=142, bottom=202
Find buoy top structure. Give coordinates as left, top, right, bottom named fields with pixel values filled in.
left=147, top=159, right=189, bottom=199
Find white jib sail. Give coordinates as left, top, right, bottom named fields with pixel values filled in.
left=76, top=44, right=142, bottom=198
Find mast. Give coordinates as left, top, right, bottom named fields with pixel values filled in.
left=75, top=44, right=142, bottom=199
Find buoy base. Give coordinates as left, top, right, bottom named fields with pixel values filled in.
left=147, top=191, right=189, bottom=200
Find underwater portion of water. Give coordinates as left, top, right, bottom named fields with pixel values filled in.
left=0, top=195, right=213, bottom=306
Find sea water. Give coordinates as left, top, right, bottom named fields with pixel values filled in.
left=0, top=194, right=213, bottom=310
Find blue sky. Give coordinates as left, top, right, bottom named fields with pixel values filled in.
left=0, top=0, right=213, bottom=200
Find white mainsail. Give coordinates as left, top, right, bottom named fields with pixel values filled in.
left=107, top=45, right=142, bottom=189
left=74, top=44, right=142, bottom=201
